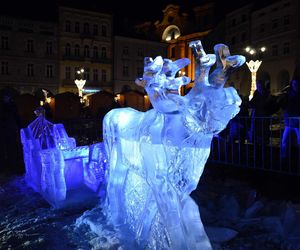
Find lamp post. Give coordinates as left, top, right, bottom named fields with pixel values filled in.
left=75, top=68, right=86, bottom=98
left=245, top=46, right=266, bottom=100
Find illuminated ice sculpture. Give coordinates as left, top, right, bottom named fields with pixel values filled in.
left=20, top=107, right=107, bottom=208
left=101, top=40, right=245, bottom=249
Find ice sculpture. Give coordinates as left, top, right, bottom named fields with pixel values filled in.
left=102, top=40, right=245, bottom=249
left=20, top=107, right=107, bottom=208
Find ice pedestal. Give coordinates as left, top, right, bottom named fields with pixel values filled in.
left=20, top=107, right=107, bottom=208
left=97, top=40, right=245, bottom=249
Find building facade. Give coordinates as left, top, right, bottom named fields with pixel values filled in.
left=58, top=7, right=113, bottom=94
left=0, top=15, right=59, bottom=94
left=225, top=0, right=300, bottom=96
left=113, top=36, right=167, bottom=93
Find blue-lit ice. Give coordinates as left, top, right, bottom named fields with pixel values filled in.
left=20, top=39, right=245, bottom=248
left=100, top=40, right=245, bottom=249
left=20, top=107, right=107, bottom=208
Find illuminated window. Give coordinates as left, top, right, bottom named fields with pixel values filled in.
left=162, top=25, right=180, bottom=41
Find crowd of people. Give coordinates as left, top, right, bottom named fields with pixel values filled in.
left=226, top=77, right=300, bottom=169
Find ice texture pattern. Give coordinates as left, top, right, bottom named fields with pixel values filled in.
left=20, top=107, right=107, bottom=208
left=102, top=40, right=245, bottom=249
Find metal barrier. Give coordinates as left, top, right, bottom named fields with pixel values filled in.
left=60, top=116, right=300, bottom=176
left=209, top=116, right=300, bottom=175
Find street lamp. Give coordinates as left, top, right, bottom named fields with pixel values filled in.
left=75, top=68, right=86, bottom=98
left=244, top=46, right=266, bottom=100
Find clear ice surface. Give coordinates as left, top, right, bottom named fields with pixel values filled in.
left=98, top=40, right=245, bottom=249
left=20, top=107, right=107, bottom=208
left=20, top=39, right=245, bottom=248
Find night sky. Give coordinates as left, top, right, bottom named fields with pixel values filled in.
left=1, top=0, right=279, bottom=23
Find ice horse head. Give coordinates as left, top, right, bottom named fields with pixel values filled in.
left=102, top=40, right=245, bottom=249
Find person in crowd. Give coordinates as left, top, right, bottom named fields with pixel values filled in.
left=229, top=92, right=250, bottom=143
left=278, top=78, right=300, bottom=170
left=0, top=93, right=21, bottom=173
left=248, top=80, right=279, bottom=145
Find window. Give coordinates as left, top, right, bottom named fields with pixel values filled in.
left=84, top=45, right=90, bottom=57
left=122, top=65, right=129, bottom=77
left=84, top=68, right=90, bottom=80
left=27, top=63, right=34, bottom=76
left=283, top=42, right=290, bottom=54
left=93, top=46, right=98, bottom=58
left=93, top=24, right=98, bottom=35
left=123, top=46, right=128, bottom=56
left=46, top=41, right=53, bottom=55
left=101, top=47, right=107, bottom=58
left=46, top=65, right=53, bottom=78
left=65, top=43, right=71, bottom=56
left=1, top=61, right=8, bottom=75
left=75, top=44, right=80, bottom=57
left=137, top=48, right=143, bottom=57
left=65, top=66, right=71, bottom=80
left=284, top=15, right=290, bottom=25
left=102, top=69, right=107, bottom=81
left=75, top=22, right=80, bottom=33
left=231, top=18, right=236, bottom=27
left=84, top=23, right=89, bottom=33
left=272, top=19, right=278, bottom=29
left=27, top=39, right=34, bottom=52
left=1, top=36, right=8, bottom=49
left=260, top=23, right=265, bottom=33
left=101, top=25, right=107, bottom=36
left=93, top=69, right=98, bottom=81
left=272, top=45, right=278, bottom=56
left=65, top=21, right=71, bottom=32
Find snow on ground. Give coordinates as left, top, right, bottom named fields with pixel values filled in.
left=1, top=165, right=300, bottom=250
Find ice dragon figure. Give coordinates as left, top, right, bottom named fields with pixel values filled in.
left=102, top=40, right=245, bottom=249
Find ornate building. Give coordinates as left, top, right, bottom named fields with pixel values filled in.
left=225, top=0, right=300, bottom=96
left=0, top=15, right=59, bottom=94
left=58, top=7, right=113, bottom=94
left=134, top=2, right=215, bottom=90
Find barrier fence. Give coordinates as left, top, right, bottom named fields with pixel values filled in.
left=209, top=116, right=300, bottom=175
